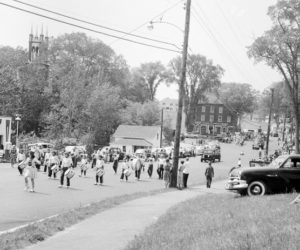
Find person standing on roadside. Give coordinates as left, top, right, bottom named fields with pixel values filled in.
left=183, top=158, right=190, bottom=188
left=163, top=159, right=172, bottom=188
left=205, top=162, right=214, bottom=188
left=177, top=160, right=185, bottom=190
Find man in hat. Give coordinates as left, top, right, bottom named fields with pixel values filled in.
left=205, top=161, right=214, bottom=188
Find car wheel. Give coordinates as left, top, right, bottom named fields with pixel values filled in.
left=247, top=181, right=266, bottom=196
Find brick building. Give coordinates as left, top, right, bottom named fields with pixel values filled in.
left=193, top=102, right=238, bottom=136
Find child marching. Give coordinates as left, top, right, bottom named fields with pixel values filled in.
left=95, top=155, right=105, bottom=185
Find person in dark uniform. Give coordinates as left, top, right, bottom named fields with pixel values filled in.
left=205, top=162, right=214, bottom=188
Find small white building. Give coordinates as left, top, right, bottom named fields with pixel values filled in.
left=110, top=125, right=162, bottom=155
left=0, top=116, right=12, bottom=150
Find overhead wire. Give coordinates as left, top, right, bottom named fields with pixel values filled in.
left=109, top=0, right=184, bottom=45
left=0, top=2, right=181, bottom=53
left=10, top=0, right=180, bottom=50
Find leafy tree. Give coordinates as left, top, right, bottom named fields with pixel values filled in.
left=133, top=62, right=170, bottom=101
left=248, top=0, right=300, bottom=153
left=217, top=83, right=258, bottom=119
left=122, top=101, right=160, bottom=126
left=169, top=54, right=224, bottom=132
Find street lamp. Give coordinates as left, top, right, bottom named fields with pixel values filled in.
left=15, top=114, right=21, bottom=147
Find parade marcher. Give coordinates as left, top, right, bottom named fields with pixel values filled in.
left=183, top=158, right=190, bottom=188
left=79, top=155, right=88, bottom=177
left=17, top=149, right=26, bottom=175
left=34, top=149, right=42, bottom=171
left=177, top=160, right=185, bottom=190
left=95, top=155, right=105, bottom=185
left=205, top=162, right=214, bottom=188
left=10, top=145, right=17, bottom=168
left=163, top=159, right=172, bottom=188
left=24, top=151, right=40, bottom=192
left=43, top=148, right=51, bottom=173
left=48, top=151, right=60, bottom=179
left=59, top=152, right=73, bottom=188
left=157, top=157, right=165, bottom=179
left=133, top=157, right=143, bottom=180
left=112, top=153, right=119, bottom=174
left=120, top=159, right=130, bottom=182
left=91, top=150, right=97, bottom=168
left=147, top=158, right=154, bottom=178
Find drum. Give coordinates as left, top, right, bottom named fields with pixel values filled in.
left=18, top=160, right=26, bottom=169
left=80, top=163, right=88, bottom=171
left=65, top=168, right=75, bottom=179
left=124, top=169, right=131, bottom=177
left=51, top=164, right=59, bottom=173
left=96, top=168, right=105, bottom=177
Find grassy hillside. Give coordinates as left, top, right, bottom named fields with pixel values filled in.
left=126, top=193, right=300, bottom=250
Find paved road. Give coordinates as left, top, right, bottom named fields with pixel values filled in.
left=0, top=138, right=279, bottom=232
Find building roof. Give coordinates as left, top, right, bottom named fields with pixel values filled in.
left=113, top=138, right=152, bottom=147
left=113, top=125, right=160, bottom=140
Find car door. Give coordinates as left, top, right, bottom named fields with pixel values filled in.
left=278, top=158, right=300, bottom=192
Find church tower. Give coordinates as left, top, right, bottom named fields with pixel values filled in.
left=28, top=26, right=49, bottom=64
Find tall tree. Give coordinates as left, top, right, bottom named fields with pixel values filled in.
left=248, top=0, right=300, bottom=153
left=133, top=62, right=170, bottom=101
left=218, top=83, right=258, bottom=120
left=169, top=54, right=224, bottom=132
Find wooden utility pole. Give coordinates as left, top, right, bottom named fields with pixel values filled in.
left=171, top=0, right=192, bottom=187
left=160, top=108, right=164, bottom=148
left=266, top=88, right=274, bottom=156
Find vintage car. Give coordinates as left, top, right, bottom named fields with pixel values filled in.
left=226, top=154, right=300, bottom=196
left=200, top=146, right=221, bottom=162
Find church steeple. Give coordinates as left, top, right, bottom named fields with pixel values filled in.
left=28, top=26, right=49, bottom=63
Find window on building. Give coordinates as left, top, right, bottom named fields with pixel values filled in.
left=218, top=115, right=222, bottom=122
left=201, top=106, right=206, bottom=112
left=210, top=115, right=214, bottom=122
left=201, top=115, right=205, bottom=122
left=227, top=116, right=231, bottom=123
left=210, top=105, right=214, bottom=113
left=219, top=106, right=223, bottom=114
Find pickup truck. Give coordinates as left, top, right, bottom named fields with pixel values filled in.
left=226, top=154, right=300, bottom=196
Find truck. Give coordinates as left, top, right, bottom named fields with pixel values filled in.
left=200, top=146, right=221, bottom=162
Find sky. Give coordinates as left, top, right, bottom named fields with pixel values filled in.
left=0, top=0, right=282, bottom=100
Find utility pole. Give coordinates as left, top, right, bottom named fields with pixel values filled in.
left=171, top=0, right=191, bottom=188
left=282, top=106, right=287, bottom=143
left=266, top=88, right=274, bottom=156
left=160, top=108, right=164, bottom=148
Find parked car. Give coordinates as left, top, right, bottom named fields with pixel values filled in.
left=226, top=154, right=300, bottom=196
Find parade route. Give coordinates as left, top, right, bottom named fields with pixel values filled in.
left=0, top=140, right=277, bottom=233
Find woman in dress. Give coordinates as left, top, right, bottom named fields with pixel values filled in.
left=163, top=159, right=172, bottom=188
left=24, top=151, right=40, bottom=192
left=177, top=160, right=185, bottom=190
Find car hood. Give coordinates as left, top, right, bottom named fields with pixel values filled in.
left=230, top=165, right=275, bottom=177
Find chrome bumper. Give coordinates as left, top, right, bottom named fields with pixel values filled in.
left=226, top=179, right=248, bottom=190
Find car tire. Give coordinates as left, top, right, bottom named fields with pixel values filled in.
left=247, top=181, right=266, bottom=196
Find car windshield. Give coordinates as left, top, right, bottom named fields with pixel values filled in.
left=270, top=155, right=289, bottom=168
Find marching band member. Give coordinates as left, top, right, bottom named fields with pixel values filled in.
left=79, top=155, right=88, bottom=177
left=24, top=151, right=40, bottom=192
left=59, top=152, right=73, bottom=188
left=147, top=158, right=154, bottom=178
left=95, top=155, right=105, bottom=185
left=120, top=158, right=130, bottom=182
left=112, top=153, right=119, bottom=174
left=43, top=148, right=51, bottom=173
left=17, top=149, right=26, bottom=175
left=48, top=151, right=59, bottom=179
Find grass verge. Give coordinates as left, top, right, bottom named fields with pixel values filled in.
left=125, top=193, right=300, bottom=250
left=0, top=188, right=174, bottom=250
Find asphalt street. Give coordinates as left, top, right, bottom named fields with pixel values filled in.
left=0, top=138, right=278, bottom=232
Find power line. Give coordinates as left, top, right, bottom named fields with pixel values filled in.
left=109, top=0, right=184, bottom=45
left=10, top=0, right=180, bottom=49
left=0, top=2, right=181, bottom=53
